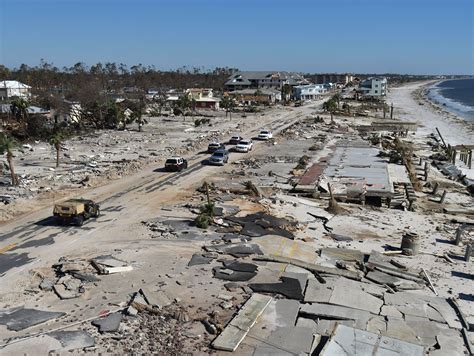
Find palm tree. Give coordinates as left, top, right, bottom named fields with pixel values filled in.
left=0, top=133, right=19, bottom=185
left=10, top=97, right=29, bottom=131
left=175, top=95, right=190, bottom=120
left=49, top=130, right=64, bottom=168
left=220, top=96, right=235, bottom=119
left=131, top=107, right=147, bottom=132
left=281, top=84, right=292, bottom=102
left=332, top=93, right=341, bottom=109
left=323, top=99, right=338, bottom=122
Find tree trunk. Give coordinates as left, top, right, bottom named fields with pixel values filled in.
left=56, top=143, right=60, bottom=167
left=7, top=153, right=17, bottom=186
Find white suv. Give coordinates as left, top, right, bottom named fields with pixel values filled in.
left=258, top=130, right=273, bottom=140
left=235, top=139, right=253, bottom=152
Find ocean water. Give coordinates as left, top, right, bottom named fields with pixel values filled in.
left=427, top=78, right=474, bottom=123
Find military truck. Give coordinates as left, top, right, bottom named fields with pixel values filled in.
left=53, top=199, right=100, bottom=226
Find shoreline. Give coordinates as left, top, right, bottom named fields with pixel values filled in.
left=414, top=81, right=474, bottom=130
left=421, top=79, right=474, bottom=124
left=408, top=81, right=474, bottom=142
left=388, top=80, right=473, bottom=180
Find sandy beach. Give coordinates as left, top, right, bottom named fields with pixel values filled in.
left=388, top=81, right=474, bottom=179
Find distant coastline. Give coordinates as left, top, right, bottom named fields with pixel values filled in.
left=411, top=81, right=474, bottom=139
left=425, top=78, right=474, bottom=124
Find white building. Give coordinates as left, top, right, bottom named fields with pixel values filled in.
left=225, top=71, right=308, bottom=91
left=360, top=77, right=387, bottom=97
left=293, top=84, right=327, bottom=100
left=0, top=81, right=31, bottom=100
left=51, top=101, right=82, bottom=123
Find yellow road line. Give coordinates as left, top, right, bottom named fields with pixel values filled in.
left=0, top=243, right=17, bottom=254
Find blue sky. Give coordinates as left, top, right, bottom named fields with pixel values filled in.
left=1, top=0, right=473, bottom=74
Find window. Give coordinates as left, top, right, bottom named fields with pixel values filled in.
left=375, top=90, right=378, bottom=93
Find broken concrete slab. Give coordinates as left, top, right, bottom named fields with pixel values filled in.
left=429, top=330, right=465, bottom=356
left=281, top=271, right=308, bottom=292
left=328, top=277, right=384, bottom=314
left=320, top=247, right=364, bottom=263
left=304, top=278, right=334, bottom=303
left=0, top=308, right=65, bottom=331
left=91, top=255, right=127, bottom=268
left=102, top=265, right=133, bottom=274
left=366, top=270, right=424, bottom=289
left=384, top=316, right=419, bottom=343
left=273, top=299, right=300, bottom=327
left=212, top=293, right=272, bottom=352
left=139, top=288, right=171, bottom=308
left=366, top=315, right=387, bottom=334
left=223, top=260, right=258, bottom=273
left=384, top=291, right=462, bottom=329
left=321, top=324, right=425, bottom=355
left=380, top=305, right=403, bottom=318
left=329, top=233, right=353, bottom=242
left=249, top=276, right=304, bottom=300
left=187, top=253, right=214, bottom=266
left=255, top=235, right=318, bottom=264
left=429, top=301, right=463, bottom=330
left=395, top=304, right=445, bottom=323
left=39, top=278, right=55, bottom=291
left=53, top=284, right=81, bottom=300
left=247, top=298, right=301, bottom=346
left=48, top=330, right=95, bottom=350
left=91, top=312, right=122, bottom=333
left=253, top=326, right=314, bottom=355
left=70, top=271, right=100, bottom=282
left=255, top=254, right=362, bottom=280
left=403, top=317, right=449, bottom=347
left=213, top=266, right=257, bottom=281
left=299, top=303, right=372, bottom=330
left=204, top=243, right=263, bottom=258
left=226, top=212, right=297, bottom=239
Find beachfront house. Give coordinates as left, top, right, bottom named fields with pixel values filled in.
left=0, top=80, right=32, bottom=101
left=314, top=73, right=354, bottom=85
left=224, top=71, right=308, bottom=91
left=360, top=77, right=388, bottom=97
left=227, top=88, right=282, bottom=105
left=186, top=88, right=220, bottom=110
left=293, top=84, right=327, bottom=101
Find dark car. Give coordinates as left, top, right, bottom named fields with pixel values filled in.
left=208, top=149, right=229, bottom=166
left=229, top=135, right=243, bottom=145
left=165, top=157, right=188, bottom=172
left=208, top=141, right=225, bottom=153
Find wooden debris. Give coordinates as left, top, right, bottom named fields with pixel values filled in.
left=422, top=268, right=438, bottom=296
left=254, top=254, right=363, bottom=281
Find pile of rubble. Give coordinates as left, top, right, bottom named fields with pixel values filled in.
left=192, top=235, right=471, bottom=355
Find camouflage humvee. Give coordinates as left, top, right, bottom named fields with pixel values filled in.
left=53, top=198, right=100, bottom=226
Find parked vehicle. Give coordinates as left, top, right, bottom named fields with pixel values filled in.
left=229, top=135, right=243, bottom=145
left=165, top=157, right=188, bottom=172
left=208, top=141, right=225, bottom=153
left=257, top=130, right=273, bottom=140
left=235, top=139, right=253, bottom=153
left=53, top=199, right=100, bottom=226
left=208, top=149, right=229, bottom=165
